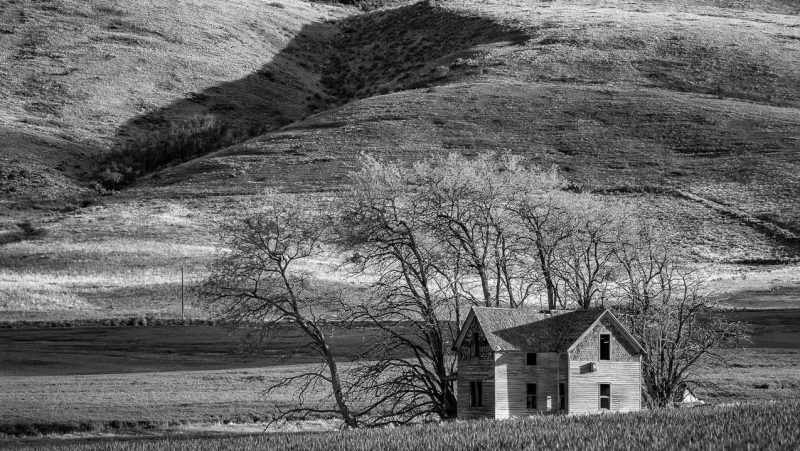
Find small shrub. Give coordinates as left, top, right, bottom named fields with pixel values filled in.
left=17, top=221, right=47, bottom=239
left=1, top=222, right=47, bottom=245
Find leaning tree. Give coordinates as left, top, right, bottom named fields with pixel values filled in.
left=202, top=194, right=360, bottom=427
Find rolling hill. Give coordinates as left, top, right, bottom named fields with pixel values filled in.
left=1, top=0, right=799, bottom=319
left=0, top=0, right=353, bottom=215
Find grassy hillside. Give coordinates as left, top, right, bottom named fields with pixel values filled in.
left=0, top=0, right=353, bottom=214
left=151, top=0, right=800, bottom=247
left=1, top=0, right=799, bottom=319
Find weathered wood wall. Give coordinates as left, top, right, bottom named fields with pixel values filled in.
left=457, top=316, right=493, bottom=360
left=457, top=356, right=496, bottom=418
left=494, top=351, right=561, bottom=418
left=571, top=317, right=639, bottom=362
left=568, top=320, right=641, bottom=414
left=457, top=316, right=496, bottom=418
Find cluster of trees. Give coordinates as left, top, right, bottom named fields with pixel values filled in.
left=202, top=153, right=746, bottom=426
left=99, top=114, right=272, bottom=190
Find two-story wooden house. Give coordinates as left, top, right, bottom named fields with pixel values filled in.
left=452, top=307, right=643, bottom=418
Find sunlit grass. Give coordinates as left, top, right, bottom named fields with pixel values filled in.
left=8, top=401, right=800, bottom=450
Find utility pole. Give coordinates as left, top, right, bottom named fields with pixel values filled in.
left=181, top=266, right=185, bottom=320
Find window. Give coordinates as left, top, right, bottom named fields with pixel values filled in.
left=469, top=381, right=483, bottom=408
left=526, top=352, right=537, bottom=365
left=526, top=383, right=537, bottom=409
left=599, top=383, right=611, bottom=410
left=473, top=332, right=481, bottom=357
left=599, top=334, right=611, bottom=360
left=559, top=382, right=567, bottom=410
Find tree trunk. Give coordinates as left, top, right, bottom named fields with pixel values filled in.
left=444, top=385, right=458, bottom=418
left=323, top=345, right=358, bottom=428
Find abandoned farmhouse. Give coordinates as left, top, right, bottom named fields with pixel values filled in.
left=453, top=307, right=644, bottom=418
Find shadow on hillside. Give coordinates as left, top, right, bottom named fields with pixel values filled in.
left=105, top=1, right=527, bottom=182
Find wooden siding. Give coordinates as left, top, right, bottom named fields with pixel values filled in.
left=569, top=319, right=641, bottom=414
left=494, top=352, right=561, bottom=418
left=456, top=355, right=495, bottom=418
left=568, top=355, right=641, bottom=414
left=559, top=353, right=569, bottom=382
left=457, top=316, right=493, bottom=361
left=571, top=318, right=639, bottom=362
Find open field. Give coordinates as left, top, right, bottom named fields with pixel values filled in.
left=0, top=324, right=382, bottom=433
left=0, top=324, right=387, bottom=377
left=6, top=401, right=800, bottom=450
left=1, top=308, right=798, bottom=436
left=1, top=347, right=797, bottom=437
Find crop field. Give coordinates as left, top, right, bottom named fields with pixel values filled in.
left=1, top=308, right=798, bottom=438
left=0, top=324, right=383, bottom=433
left=6, top=401, right=800, bottom=450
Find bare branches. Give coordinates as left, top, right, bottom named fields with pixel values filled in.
left=337, top=153, right=632, bottom=422
left=202, top=152, right=741, bottom=425
left=613, top=225, right=749, bottom=407
left=202, top=195, right=360, bottom=428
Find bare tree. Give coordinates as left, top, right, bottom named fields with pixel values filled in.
left=411, top=153, right=529, bottom=308
left=614, top=225, right=749, bottom=407
left=339, top=155, right=460, bottom=422
left=202, top=196, right=360, bottom=427
left=514, top=190, right=575, bottom=310
left=554, top=199, right=626, bottom=309
left=337, top=153, right=577, bottom=423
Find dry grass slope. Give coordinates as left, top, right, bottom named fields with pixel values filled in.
left=0, top=0, right=353, bottom=212
left=1, top=0, right=799, bottom=318
left=151, top=0, right=800, bottom=238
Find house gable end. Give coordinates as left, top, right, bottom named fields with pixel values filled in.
left=452, top=310, right=477, bottom=352
left=457, top=316, right=493, bottom=361
left=567, top=310, right=643, bottom=356
left=569, top=312, right=642, bottom=361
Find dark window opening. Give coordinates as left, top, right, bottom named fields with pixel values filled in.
left=526, top=352, right=537, bottom=365
left=473, top=332, right=481, bottom=357
left=599, top=383, right=611, bottom=410
left=469, top=381, right=483, bottom=408
left=559, top=382, right=567, bottom=410
left=526, top=383, right=537, bottom=409
left=600, top=334, right=611, bottom=360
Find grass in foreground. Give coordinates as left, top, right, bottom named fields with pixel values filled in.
left=8, top=401, right=800, bottom=450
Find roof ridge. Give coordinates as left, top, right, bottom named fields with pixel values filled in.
left=468, top=306, right=609, bottom=352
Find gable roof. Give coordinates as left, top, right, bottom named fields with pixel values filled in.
left=453, top=307, right=643, bottom=354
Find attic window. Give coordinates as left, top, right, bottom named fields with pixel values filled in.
left=526, top=352, right=537, bottom=365
left=600, top=334, right=610, bottom=361
left=473, top=332, right=481, bottom=356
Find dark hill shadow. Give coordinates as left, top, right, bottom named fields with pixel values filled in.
left=103, top=1, right=527, bottom=186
